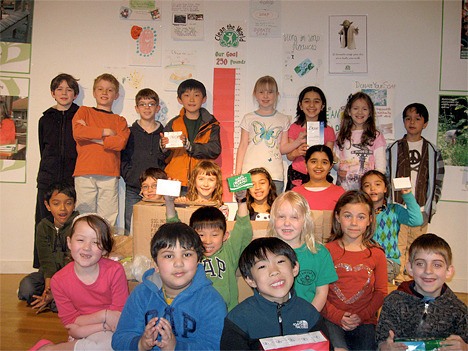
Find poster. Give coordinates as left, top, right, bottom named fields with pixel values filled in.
left=119, top=1, right=161, bottom=21
left=0, top=76, right=29, bottom=183
left=129, top=25, right=162, bottom=66
left=329, top=15, right=367, bottom=74
left=0, top=0, right=33, bottom=74
left=164, top=49, right=198, bottom=92
left=171, top=0, right=204, bottom=40
left=438, top=95, right=468, bottom=201
left=282, top=33, right=324, bottom=98
left=249, top=0, right=281, bottom=38
left=440, top=0, right=468, bottom=91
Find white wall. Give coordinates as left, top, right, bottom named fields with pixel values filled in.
left=1, top=0, right=466, bottom=292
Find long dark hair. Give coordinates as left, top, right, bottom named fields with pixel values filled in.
left=295, top=86, right=328, bottom=127
left=336, top=92, right=379, bottom=149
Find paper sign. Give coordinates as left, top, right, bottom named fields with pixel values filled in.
left=392, top=177, right=412, bottom=191
left=164, top=131, right=184, bottom=148
left=227, top=173, right=253, bottom=192
left=306, top=121, right=324, bottom=146
left=156, top=179, right=181, bottom=197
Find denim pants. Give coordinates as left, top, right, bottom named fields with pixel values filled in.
left=324, top=318, right=377, bottom=350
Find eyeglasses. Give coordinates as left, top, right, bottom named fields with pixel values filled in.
left=137, top=102, right=158, bottom=108
left=141, top=184, right=157, bottom=191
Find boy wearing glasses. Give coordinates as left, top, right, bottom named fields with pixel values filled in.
left=121, top=88, right=166, bottom=233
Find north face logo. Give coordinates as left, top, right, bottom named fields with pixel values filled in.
left=293, top=320, right=309, bottom=329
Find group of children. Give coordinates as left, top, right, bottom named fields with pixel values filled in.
left=24, top=71, right=466, bottom=350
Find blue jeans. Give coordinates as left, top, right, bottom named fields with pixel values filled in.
left=124, top=186, right=142, bottom=234
left=273, top=180, right=284, bottom=195
left=324, top=318, right=377, bottom=350
left=18, top=272, right=57, bottom=312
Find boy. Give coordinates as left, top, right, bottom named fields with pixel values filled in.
left=376, top=234, right=467, bottom=350
left=121, top=88, right=165, bottom=233
left=161, top=79, right=221, bottom=189
left=72, top=73, right=130, bottom=226
left=139, top=167, right=167, bottom=201
left=165, top=190, right=253, bottom=311
left=220, top=237, right=324, bottom=350
left=18, top=183, right=79, bottom=313
left=387, top=103, right=445, bottom=282
left=34, top=73, right=80, bottom=269
left=111, top=222, right=227, bottom=350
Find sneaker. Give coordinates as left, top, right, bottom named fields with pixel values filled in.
left=29, top=339, right=52, bottom=351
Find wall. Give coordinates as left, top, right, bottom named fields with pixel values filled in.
left=0, top=0, right=466, bottom=292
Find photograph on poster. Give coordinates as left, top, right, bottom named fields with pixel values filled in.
left=329, top=15, right=367, bottom=74
left=461, top=0, right=467, bottom=59
left=438, top=95, right=468, bottom=167
left=119, top=0, right=161, bottom=21
left=0, top=91, right=28, bottom=183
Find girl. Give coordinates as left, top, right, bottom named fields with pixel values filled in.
left=268, top=191, right=338, bottom=312
left=323, top=190, right=387, bottom=351
left=286, top=86, right=336, bottom=190
left=335, top=92, right=386, bottom=191
left=235, top=76, right=299, bottom=194
left=246, top=167, right=277, bottom=221
left=185, top=160, right=228, bottom=217
left=30, top=214, right=129, bottom=351
left=292, top=145, right=345, bottom=211
left=360, top=170, right=423, bottom=283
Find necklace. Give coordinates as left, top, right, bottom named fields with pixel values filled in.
left=162, top=287, right=176, bottom=299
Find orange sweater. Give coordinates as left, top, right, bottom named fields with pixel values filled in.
left=72, top=106, right=130, bottom=177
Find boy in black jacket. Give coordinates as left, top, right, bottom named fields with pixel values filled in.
left=34, top=73, right=80, bottom=268
left=220, top=237, right=326, bottom=350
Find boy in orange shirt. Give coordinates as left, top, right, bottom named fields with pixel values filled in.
left=72, top=73, right=130, bottom=226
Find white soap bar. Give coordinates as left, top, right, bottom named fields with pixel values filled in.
left=156, top=179, right=181, bottom=197
left=164, top=131, right=184, bottom=148
left=392, top=177, right=412, bottom=190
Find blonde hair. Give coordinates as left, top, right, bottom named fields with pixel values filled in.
left=268, top=191, right=316, bottom=253
left=93, top=73, right=120, bottom=94
left=186, top=160, right=223, bottom=204
left=253, top=76, right=279, bottom=95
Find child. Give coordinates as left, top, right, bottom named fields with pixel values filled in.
left=268, top=191, right=337, bottom=312
left=72, top=73, right=130, bottom=226
left=335, top=92, right=387, bottom=191
left=361, top=170, right=423, bottom=282
left=139, top=167, right=167, bottom=201
left=165, top=190, right=253, bottom=311
left=246, top=167, right=277, bottom=221
left=111, top=222, right=227, bottom=350
left=161, top=79, right=221, bottom=189
left=235, top=76, right=297, bottom=194
left=376, top=233, right=467, bottom=350
left=30, top=214, right=129, bottom=350
left=121, top=88, right=165, bottom=233
left=286, top=86, right=336, bottom=190
left=18, top=183, right=79, bottom=313
left=34, top=73, right=80, bottom=269
left=220, top=237, right=324, bottom=350
left=387, top=103, right=445, bottom=283
left=292, top=145, right=345, bottom=211
left=323, top=190, right=387, bottom=351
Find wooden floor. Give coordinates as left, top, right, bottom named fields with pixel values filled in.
left=0, top=274, right=466, bottom=350
left=0, top=274, right=68, bottom=350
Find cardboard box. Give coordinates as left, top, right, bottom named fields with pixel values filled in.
left=310, top=210, right=333, bottom=244
left=260, top=331, right=329, bottom=351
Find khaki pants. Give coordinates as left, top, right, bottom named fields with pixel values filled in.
left=395, top=223, right=428, bottom=283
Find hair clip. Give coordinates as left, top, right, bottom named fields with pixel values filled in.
left=72, top=212, right=111, bottom=227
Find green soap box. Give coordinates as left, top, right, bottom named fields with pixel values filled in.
left=227, top=173, right=253, bottom=192
left=395, top=338, right=443, bottom=351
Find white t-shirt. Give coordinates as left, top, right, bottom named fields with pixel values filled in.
left=240, top=111, right=291, bottom=181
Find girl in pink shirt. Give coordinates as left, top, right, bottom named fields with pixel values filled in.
left=30, top=214, right=129, bottom=351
